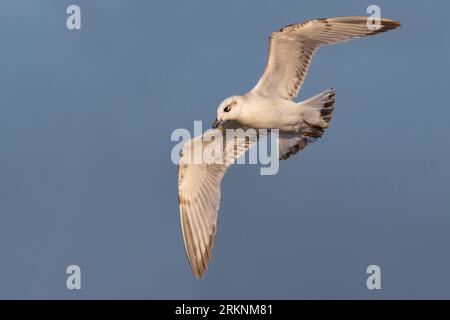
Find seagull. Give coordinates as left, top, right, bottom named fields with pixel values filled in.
left=177, top=16, right=400, bottom=278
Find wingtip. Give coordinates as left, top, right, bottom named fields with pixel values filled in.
left=387, top=18, right=401, bottom=27
left=192, top=265, right=206, bottom=279
left=369, top=18, right=401, bottom=35
left=193, top=273, right=203, bottom=280
left=383, top=18, right=401, bottom=28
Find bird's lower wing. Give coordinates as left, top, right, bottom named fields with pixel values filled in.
left=178, top=128, right=259, bottom=278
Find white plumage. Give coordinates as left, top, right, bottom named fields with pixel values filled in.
left=178, top=16, right=400, bottom=278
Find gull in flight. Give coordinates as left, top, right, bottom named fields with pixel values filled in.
left=177, top=16, right=400, bottom=278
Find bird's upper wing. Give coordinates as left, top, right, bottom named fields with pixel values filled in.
left=178, top=128, right=259, bottom=278
left=251, top=16, right=400, bottom=100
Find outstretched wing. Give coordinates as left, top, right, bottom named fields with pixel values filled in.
left=177, top=128, right=259, bottom=278
left=251, top=16, right=400, bottom=100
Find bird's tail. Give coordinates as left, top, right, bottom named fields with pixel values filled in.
left=278, top=88, right=335, bottom=160
left=299, top=88, right=335, bottom=138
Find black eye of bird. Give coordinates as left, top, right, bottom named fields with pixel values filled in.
left=224, top=105, right=231, bottom=112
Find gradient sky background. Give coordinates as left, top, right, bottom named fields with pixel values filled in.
left=0, top=0, right=449, bottom=299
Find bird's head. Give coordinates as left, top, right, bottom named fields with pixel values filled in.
left=212, top=95, right=244, bottom=129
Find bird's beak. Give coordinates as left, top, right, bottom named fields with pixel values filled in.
left=212, top=118, right=226, bottom=129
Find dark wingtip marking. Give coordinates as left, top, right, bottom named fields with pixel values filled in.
left=321, top=107, right=333, bottom=116
left=323, top=101, right=334, bottom=109
left=369, top=19, right=401, bottom=35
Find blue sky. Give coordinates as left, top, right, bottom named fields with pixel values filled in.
left=0, top=0, right=449, bottom=299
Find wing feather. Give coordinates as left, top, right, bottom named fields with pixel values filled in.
left=251, top=16, right=400, bottom=99
left=178, top=129, right=259, bottom=278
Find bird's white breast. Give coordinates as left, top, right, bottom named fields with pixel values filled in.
left=239, top=94, right=300, bottom=130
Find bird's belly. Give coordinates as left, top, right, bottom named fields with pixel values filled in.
left=240, top=102, right=289, bottom=129
left=247, top=113, right=283, bottom=129
left=241, top=101, right=300, bottom=130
